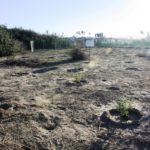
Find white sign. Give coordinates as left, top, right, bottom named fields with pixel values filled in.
left=86, top=39, right=95, bottom=48
left=30, top=40, right=34, bottom=52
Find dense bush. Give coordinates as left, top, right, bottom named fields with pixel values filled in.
left=9, top=28, right=37, bottom=49
left=0, top=25, right=71, bottom=51
left=0, top=26, right=24, bottom=57
left=69, top=47, right=86, bottom=61
left=9, top=28, right=71, bottom=50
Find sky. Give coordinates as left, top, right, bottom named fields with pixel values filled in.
left=0, top=0, right=150, bottom=38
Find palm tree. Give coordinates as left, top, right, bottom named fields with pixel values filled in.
left=81, top=30, right=85, bottom=37
left=76, top=31, right=81, bottom=37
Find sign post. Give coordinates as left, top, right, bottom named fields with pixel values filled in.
left=85, top=38, right=95, bottom=61
left=30, top=40, right=34, bottom=52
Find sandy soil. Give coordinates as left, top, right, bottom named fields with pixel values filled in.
left=0, top=48, right=149, bottom=150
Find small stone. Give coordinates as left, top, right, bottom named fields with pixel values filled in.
left=38, top=112, right=49, bottom=122
left=108, top=86, right=120, bottom=90
left=125, top=61, right=134, bottom=63
left=0, top=103, right=12, bottom=110
left=141, top=91, right=149, bottom=95
left=67, top=67, right=83, bottom=73
left=145, top=95, right=150, bottom=101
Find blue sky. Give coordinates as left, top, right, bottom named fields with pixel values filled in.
left=0, top=0, right=150, bottom=37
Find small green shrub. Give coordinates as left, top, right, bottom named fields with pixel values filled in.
left=116, top=97, right=131, bottom=117
left=74, top=73, right=83, bottom=83
left=69, top=47, right=86, bottom=61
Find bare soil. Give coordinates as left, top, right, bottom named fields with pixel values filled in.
left=0, top=48, right=150, bottom=150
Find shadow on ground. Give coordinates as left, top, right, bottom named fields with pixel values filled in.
left=0, top=58, right=83, bottom=74
left=89, top=127, right=150, bottom=150
left=0, top=58, right=76, bottom=68
left=32, top=66, right=59, bottom=74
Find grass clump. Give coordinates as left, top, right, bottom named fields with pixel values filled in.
left=116, top=97, right=131, bottom=118
left=74, top=73, right=83, bottom=83
left=15, top=67, right=26, bottom=74
left=69, top=47, right=86, bottom=61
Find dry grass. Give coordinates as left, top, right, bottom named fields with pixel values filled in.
left=105, top=48, right=113, bottom=55
left=0, top=48, right=149, bottom=150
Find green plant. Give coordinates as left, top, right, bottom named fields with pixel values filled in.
left=69, top=47, right=86, bottom=61
left=0, top=25, right=24, bottom=57
left=74, top=73, right=83, bottom=83
left=116, top=97, right=131, bottom=117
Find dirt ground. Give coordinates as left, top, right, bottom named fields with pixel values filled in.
left=0, top=48, right=150, bottom=150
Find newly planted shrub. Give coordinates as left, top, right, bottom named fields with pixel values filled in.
left=74, top=73, right=83, bottom=83
left=69, top=47, right=86, bottom=61
left=116, top=97, right=131, bottom=118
